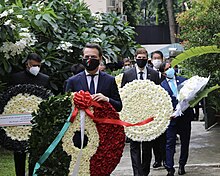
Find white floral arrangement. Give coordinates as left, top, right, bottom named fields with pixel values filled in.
left=62, top=111, right=99, bottom=176
left=173, top=75, right=210, bottom=117
left=2, top=93, right=42, bottom=141
left=56, top=41, right=73, bottom=53
left=115, top=73, right=123, bottom=89
left=119, top=80, right=173, bottom=141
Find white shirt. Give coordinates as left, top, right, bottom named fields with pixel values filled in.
left=85, top=70, right=99, bottom=94
left=153, top=67, right=162, bottom=79
left=135, top=64, right=147, bottom=80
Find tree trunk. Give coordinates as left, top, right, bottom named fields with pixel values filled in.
left=166, top=0, right=176, bottom=43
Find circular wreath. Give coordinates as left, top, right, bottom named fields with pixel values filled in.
left=0, top=84, right=52, bottom=152
left=119, top=80, right=173, bottom=141
left=115, top=73, right=123, bottom=89
left=29, top=94, right=125, bottom=176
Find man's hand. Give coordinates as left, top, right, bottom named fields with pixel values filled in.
left=170, top=115, right=176, bottom=120
left=91, top=93, right=109, bottom=102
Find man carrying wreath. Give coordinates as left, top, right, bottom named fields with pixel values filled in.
left=121, top=47, right=160, bottom=176
left=65, top=43, right=122, bottom=112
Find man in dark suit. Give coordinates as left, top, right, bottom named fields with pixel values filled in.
left=7, top=53, right=49, bottom=176
left=9, top=53, right=49, bottom=88
left=121, top=47, right=160, bottom=176
left=160, top=62, right=193, bottom=176
left=65, top=43, right=122, bottom=112
left=151, top=51, right=167, bottom=169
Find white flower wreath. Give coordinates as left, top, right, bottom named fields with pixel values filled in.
left=119, top=80, right=173, bottom=141
left=2, top=93, right=42, bottom=141
left=115, top=73, right=123, bottom=89
left=62, top=110, right=99, bottom=176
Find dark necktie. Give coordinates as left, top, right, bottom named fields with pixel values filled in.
left=88, top=75, right=96, bottom=94
left=139, top=72, right=144, bottom=80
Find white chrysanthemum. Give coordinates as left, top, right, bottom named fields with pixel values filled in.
left=178, top=75, right=209, bottom=102
left=119, top=80, right=173, bottom=141
left=2, top=93, right=43, bottom=141
left=62, top=110, right=99, bottom=176
left=115, top=73, right=123, bottom=89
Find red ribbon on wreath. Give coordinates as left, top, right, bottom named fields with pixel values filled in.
left=69, top=90, right=154, bottom=126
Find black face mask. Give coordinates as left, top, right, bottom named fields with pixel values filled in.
left=82, top=59, right=100, bottom=71
left=136, top=59, right=147, bottom=68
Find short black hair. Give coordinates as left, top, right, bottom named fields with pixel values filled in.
left=26, top=53, right=42, bottom=62
left=71, top=63, right=85, bottom=75
left=151, top=50, right=163, bottom=59
left=83, top=43, right=103, bottom=57
left=159, top=61, right=168, bottom=73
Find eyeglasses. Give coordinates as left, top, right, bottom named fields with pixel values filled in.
left=136, top=56, right=147, bottom=59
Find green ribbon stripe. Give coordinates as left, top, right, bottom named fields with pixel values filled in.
left=32, top=108, right=74, bottom=176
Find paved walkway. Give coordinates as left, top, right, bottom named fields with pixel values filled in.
left=112, top=122, right=220, bottom=176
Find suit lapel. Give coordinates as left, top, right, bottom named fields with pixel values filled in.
left=146, top=67, right=151, bottom=80
left=97, top=71, right=105, bottom=93
left=80, top=71, right=89, bottom=91
left=133, top=67, right=138, bottom=80
left=164, top=79, right=173, bottom=97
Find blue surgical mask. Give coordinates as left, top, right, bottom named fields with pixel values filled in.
left=165, top=68, right=175, bottom=79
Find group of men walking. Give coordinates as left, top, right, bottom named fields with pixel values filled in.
left=7, top=43, right=193, bottom=176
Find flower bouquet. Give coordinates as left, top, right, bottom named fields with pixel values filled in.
left=172, top=75, right=210, bottom=117
left=119, top=80, right=173, bottom=141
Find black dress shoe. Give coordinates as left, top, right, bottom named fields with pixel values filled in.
left=153, top=162, right=162, bottom=168
left=163, top=161, right=168, bottom=169
left=166, top=171, right=174, bottom=176
left=178, top=165, right=186, bottom=175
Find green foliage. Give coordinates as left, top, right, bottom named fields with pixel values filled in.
left=171, top=45, right=220, bottom=67
left=177, top=0, right=220, bottom=48
left=189, top=84, right=220, bottom=108
left=0, top=147, right=15, bottom=176
left=0, top=0, right=138, bottom=94
left=176, top=0, right=220, bottom=112
left=29, top=94, right=72, bottom=176
left=176, top=0, right=220, bottom=82
left=123, top=0, right=142, bottom=26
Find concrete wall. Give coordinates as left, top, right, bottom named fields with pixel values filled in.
left=84, top=0, right=107, bottom=13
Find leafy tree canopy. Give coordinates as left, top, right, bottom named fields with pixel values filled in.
left=0, top=0, right=138, bottom=93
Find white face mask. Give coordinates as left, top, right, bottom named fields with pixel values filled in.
left=152, top=59, right=162, bottom=69
left=29, top=66, right=40, bottom=76
left=124, top=65, right=131, bottom=70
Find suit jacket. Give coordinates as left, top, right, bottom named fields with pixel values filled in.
left=160, top=76, right=186, bottom=109
left=161, top=76, right=194, bottom=125
left=121, top=66, right=160, bottom=88
left=65, top=71, right=122, bottom=112
left=8, top=70, right=50, bottom=88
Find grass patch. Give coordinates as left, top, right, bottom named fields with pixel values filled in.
left=0, top=146, right=15, bottom=176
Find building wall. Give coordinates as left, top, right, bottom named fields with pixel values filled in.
left=83, top=0, right=124, bottom=14
left=84, top=0, right=107, bottom=13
